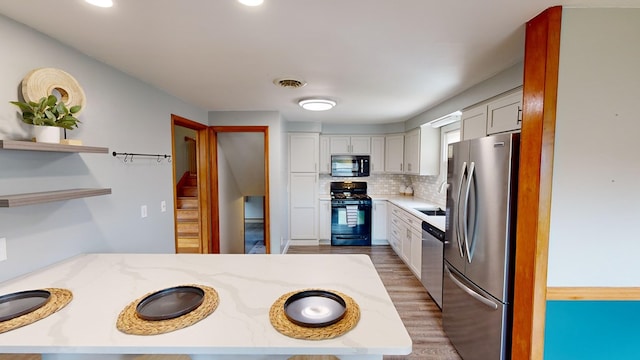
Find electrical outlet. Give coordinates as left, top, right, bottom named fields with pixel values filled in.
left=141, top=205, right=148, bottom=218
left=161, top=200, right=167, bottom=212
left=0, top=238, right=7, bottom=262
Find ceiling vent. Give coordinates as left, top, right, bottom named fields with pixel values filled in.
left=273, top=78, right=307, bottom=89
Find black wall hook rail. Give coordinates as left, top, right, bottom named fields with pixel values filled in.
left=112, top=152, right=172, bottom=163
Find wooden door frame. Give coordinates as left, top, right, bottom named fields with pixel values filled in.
left=511, top=6, right=561, bottom=360
left=210, top=126, right=270, bottom=254
left=171, top=114, right=211, bottom=254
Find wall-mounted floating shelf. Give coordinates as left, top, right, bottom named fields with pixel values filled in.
left=0, top=188, right=112, bottom=207
left=0, top=140, right=108, bottom=153
left=0, top=140, right=111, bottom=207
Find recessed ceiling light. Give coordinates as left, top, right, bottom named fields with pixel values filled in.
left=298, top=99, right=337, bottom=111
left=238, top=0, right=264, bottom=6
left=85, top=0, right=113, bottom=8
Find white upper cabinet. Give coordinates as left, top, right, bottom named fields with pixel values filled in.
left=403, top=129, right=420, bottom=174
left=403, top=126, right=440, bottom=176
left=370, top=136, right=385, bottom=174
left=329, top=136, right=371, bottom=154
left=319, top=136, right=331, bottom=174
left=461, top=104, right=488, bottom=140
left=289, top=133, right=319, bottom=173
left=385, top=134, right=404, bottom=173
left=461, top=88, right=523, bottom=140
left=486, top=90, right=523, bottom=135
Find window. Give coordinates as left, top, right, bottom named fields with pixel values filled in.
left=438, top=122, right=460, bottom=192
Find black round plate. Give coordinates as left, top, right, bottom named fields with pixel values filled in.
left=135, top=286, right=205, bottom=321
left=284, top=290, right=347, bottom=328
left=0, top=289, right=51, bottom=322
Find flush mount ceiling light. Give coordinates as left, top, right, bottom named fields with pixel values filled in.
left=298, top=98, right=337, bottom=111
left=85, top=0, right=113, bottom=7
left=238, top=0, right=264, bottom=6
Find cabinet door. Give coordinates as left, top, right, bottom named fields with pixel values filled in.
left=404, top=129, right=420, bottom=174
left=319, top=199, right=331, bottom=240
left=290, top=173, right=317, bottom=239
left=487, top=91, right=523, bottom=135
left=289, top=133, right=319, bottom=173
left=350, top=136, right=371, bottom=154
left=410, top=228, right=422, bottom=279
left=401, top=227, right=411, bottom=264
left=372, top=200, right=387, bottom=241
left=319, top=136, right=331, bottom=174
left=462, top=105, right=487, bottom=140
left=385, top=134, right=404, bottom=173
left=329, top=136, right=351, bottom=154
left=370, top=136, right=385, bottom=174
left=418, top=125, right=440, bottom=176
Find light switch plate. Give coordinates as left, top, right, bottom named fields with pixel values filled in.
left=161, top=201, right=167, bottom=212
left=0, top=238, right=7, bottom=262
left=141, top=205, right=148, bottom=218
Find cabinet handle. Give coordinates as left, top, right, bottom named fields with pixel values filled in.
left=400, top=163, right=403, bottom=171
left=517, top=106, right=523, bottom=124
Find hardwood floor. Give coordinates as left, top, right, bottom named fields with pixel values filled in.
left=1, top=245, right=460, bottom=360
left=287, top=245, right=461, bottom=360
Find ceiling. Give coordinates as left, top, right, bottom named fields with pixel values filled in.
left=0, top=0, right=637, bottom=125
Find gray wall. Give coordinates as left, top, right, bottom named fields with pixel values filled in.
left=548, top=8, right=640, bottom=286
left=0, top=15, right=208, bottom=282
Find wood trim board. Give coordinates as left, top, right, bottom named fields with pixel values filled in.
left=511, top=6, right=562, bottom=360
left=547, top=287, right=640, bottom=301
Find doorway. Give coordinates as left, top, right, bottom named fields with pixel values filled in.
left=210, top=126, right=270, bottom=254
left=171, top=114, right=211, bottom=254
left=244, top=195, right=265, bottom=254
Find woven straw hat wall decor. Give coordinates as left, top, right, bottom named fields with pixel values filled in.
left=20, top=68, right=86, bottom=113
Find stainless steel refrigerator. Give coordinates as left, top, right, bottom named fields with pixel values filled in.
left=443, top=132, right=520, bottom=360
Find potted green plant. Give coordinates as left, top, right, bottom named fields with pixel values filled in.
left=10, top=95, right=81, bottom=143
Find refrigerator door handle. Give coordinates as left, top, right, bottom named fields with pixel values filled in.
left=463, top=161, right=475, bottom=263
left=455, top=161, right=468, bottom=258
left=445, top=265, right=498, bottom=310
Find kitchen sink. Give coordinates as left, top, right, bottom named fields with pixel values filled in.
left=416, top=208, right=446, bottom=216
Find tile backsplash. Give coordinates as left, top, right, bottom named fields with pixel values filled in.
left=320, top=173, right=446, bottom=207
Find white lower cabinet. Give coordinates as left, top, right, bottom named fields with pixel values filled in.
left=372, top=200, right=387, bottom=243
left=319, top=199, right=331, bottom=240
left=388, top=203, right=422, bottom=279
left=289, top=173, right=318, bottom=240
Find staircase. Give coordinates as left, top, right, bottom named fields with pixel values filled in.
left=176, top=174, right=201, bottom=253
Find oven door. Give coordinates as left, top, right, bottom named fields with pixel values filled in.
left=331, top=201, right=372, bottom=245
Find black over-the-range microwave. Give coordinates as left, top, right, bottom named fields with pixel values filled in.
left=331, top=155, right=370, bottom=177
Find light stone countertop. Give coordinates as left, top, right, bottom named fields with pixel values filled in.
left=0, top=253, right=411, bottom=360
left=376, top=195, right=446, bottom=232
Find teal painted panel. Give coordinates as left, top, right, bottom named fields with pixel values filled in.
left=544, top=300, right=640, bottom=359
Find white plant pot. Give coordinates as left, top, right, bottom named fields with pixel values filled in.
left=33, top=126, right=61, bottom=143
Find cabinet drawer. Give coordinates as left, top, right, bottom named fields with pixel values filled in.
left=400, top=212, right=422, bottom=232
left=390, top=214, right=403, bottom=227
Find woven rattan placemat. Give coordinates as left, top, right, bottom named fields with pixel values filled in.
left=269, top=289, right=360, bottom=340
left=116, top=284, right=218, bottom=336
left=0, top=288, right=73, bottom=334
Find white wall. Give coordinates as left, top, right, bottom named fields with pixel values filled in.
left=245, top=196, right=264, bottom=219
left=547, top=8, right=640, bottom=286
left=208, top=111, right=286, bottom=254
left=217, top=142, right=245, bottom=254
left=0, top=15, right=208, bottom=282
left=173, top=126, right=197, bottom=180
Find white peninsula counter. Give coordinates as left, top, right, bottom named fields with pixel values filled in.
left=0, top=253, right=411, bottom=359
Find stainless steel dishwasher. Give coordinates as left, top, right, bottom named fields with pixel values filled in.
left=421, top=220, right=445, bottom=309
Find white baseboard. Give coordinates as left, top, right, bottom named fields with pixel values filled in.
left=372, top=239, right=390, bottom=246
left=289, top=239, right=320, bottom=246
